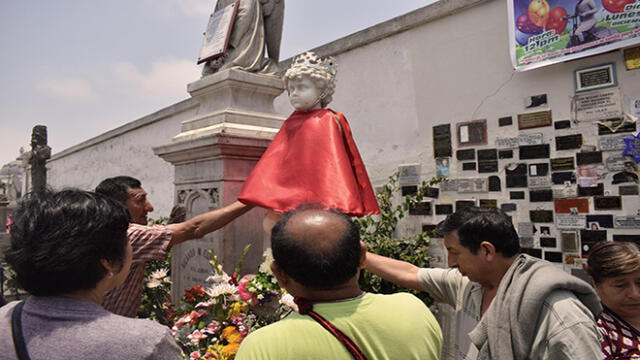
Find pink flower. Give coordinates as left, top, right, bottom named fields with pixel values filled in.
left=238, top=274, right=257, bottom=305
left=188, top=329, right=208, bottom=345
left=204, top=320, right=221, bottom=335
left=189, top=351, right=201, bottom=360
left=174, top=313, right=192, bottom=328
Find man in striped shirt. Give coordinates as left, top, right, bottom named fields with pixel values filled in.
left=96, top=176, right=253, bottom=317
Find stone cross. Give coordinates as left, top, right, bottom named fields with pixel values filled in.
left=28, top=125, right=51, bottom=192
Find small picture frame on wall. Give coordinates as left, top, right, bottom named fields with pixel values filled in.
left=457, top=120, right=487, bottom=147
left=574, top=63, right=617, bottom=92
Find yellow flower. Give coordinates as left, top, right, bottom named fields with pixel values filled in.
left=221, top=326, right=244, bottom=344
left=227, top=302, right=247, bottom=318
left=220, top=343, right=240, bottom=359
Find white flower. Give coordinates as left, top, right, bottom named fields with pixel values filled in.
left=147, top=278, right=162, bottom=288
left=257, top=294, right=264, bottom=300
left=279, top=293, right=298, bottom=312
left=259, top=248, right=274, bottom=275
left=205, top=283, right=238, bottom=298
left=206, top=272, right=231, bottom=284
left=150, top=268, right=169, bottom=279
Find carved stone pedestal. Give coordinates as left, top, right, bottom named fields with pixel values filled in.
left=154, top=69, right=285, bottom=301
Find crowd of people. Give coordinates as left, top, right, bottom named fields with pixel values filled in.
left=1, top=178, right=639, bottom=359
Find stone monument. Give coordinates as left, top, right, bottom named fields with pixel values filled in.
left=154, top=0, right=286, bottom=301
left=28, top=125, right=51, bottom=192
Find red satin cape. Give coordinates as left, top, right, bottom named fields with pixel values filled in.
left=238, top=108, right=380, bottom=217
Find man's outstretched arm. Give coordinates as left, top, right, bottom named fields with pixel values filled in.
left=167, top=201, right=254, bottom=247
left=364, top=251, right=423, bottom=291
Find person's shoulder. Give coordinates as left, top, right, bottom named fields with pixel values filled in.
left=127, top=223, right=172, bottom=237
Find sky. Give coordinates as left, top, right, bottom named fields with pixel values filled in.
left=0, top=0, right=436, bottom=167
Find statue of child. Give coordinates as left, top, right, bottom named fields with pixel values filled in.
left=238, top=52, right=380, bottom=221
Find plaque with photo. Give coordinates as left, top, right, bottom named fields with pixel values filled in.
left=462, top=162, right=477, bottom=171
left=586, top=215, right=614, bottom=229
left=550, top=157, right=575, bottom=171
left=488, top=176, right=501, bottom=192
left=478, top=160, right=498, bottom=173
left=598, top=118, right=636, bottom=135
left=436, top=158, right=450, bottom=177
left=457, top=120, right=487, bottom=147
left=540, top=226, right=552, bottom=237
left=594, top=196, right=622, bottom=210
left=499, top=116, right=513, bottom=126
left=519, top=144, right=550, bottom=160
left=530, top=210, right=554, bottom=223
left=576, top=151, right=603, bottom=166
left=510, top=191, right=526, bottom=200
left=518, top=110, right=552, bottom=130
left=456, top=200, right=476, bottom=212
left=580, top=230, right=607, bottom=255
left=479, top=199, right=498, bottom=208
left=501, top=203, right=517, bottom=212
left=435, top=204, right=454, bottom=215
left=529, top=163, right=549, bottom=177
left=555, top=198, right=589, bottom=213
left=506, top=163, right=528, bottom=188
left=554, top=120, right=571, bottom=130
left=578, top=183, right=604, bottom=197
left=498, top=150, right=514, bottom=159
left=540, top=237, right=557, bottom=248
left=551, top=172, right=576, bottom=185
left=409, top=201, right=433, bottom=216
left=433, top=124, right=453, bottom=158
left=456, top=149, right=476, bottom=161
left=544, top=251, right=563, bottom=263
left=555, top=134, right=583, bottom=151
left=619, top=185, right=639, bottom=196
left=530, top=189, right=553, bottom=202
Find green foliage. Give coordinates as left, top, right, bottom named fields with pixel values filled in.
left=356, top=172, right=445, bottom=305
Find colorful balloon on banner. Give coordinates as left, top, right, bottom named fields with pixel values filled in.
left=515, top=12, right=544, bottom=46
left=545, top=7, right=568, bottom=35
left=528, top=0, right=551, bottom=27
left=602, top=0, right=634, bottom=13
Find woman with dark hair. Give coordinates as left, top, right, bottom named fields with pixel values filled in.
left=588, top=241, right=640, bottom=359
left=0, top=189, right=181, bottom=359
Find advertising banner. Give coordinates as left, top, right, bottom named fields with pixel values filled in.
left=508, top=0, right=640, bottom=71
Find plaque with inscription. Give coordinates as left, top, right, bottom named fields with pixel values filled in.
left=574, top=63, right=616, bottom=92
left=409, top=201, right=433, bottom=216
left=478, top=149, right=497, bottom=160
left=544, top=251, right=562, bottom=263
left=555, top=198, right=589, bottom=213
left=578, top=183, right=604, bottom=197
left=540, top=237, right=557, bottom=248
left=530, top=189, right=553, bottom=202
left=462, top=162, right=477, bottom=171
left=555, top=134, right=583, bottom=151
left=620, top=185, right=639, bottom=196
left=614, top=216, right=640, bottom=228
left=501, top=203, right=517, bottom=212
left=506, top=163, right=528, bottom=188
left=499, top=116, right=513, bottom=126
left=398, top=164, right=421, bottom=185
left=424, top=187, right=440, bottom=199
left=198, top=1, right=240, bottom=64
left=518, top=110, right=552, bottom=130
left=594, top=196, right=622, bottom=210
left=522, top=247, right=542, bottom=258
left=519, top=133, right=544, bottom=146
left=554, top=120, right=571, bottom=130
left=552, top=172, right=576, bottom=185
left=553, top=184, right=578, bottom=198
left=561, top=232, right=579, bottom=252
left=499, top=150, right=514, bottom=159
left=478, top=160, right=498, bottom=173
left=519, top=144, right=550, bottom=160
left=599, top=135, right=629, bottom=151
left=606, top=154, right=633, bottom=171
left=479, top=199, right=498, bottom=208
left=422, top=224, right=438, bottom=236
left=496, top=137, right=519, bottom=149
left=456, top=200, right=476, bottom=212
left=556, top=214, right=587, bottom=228
left=580, top=230, right=607, bottom=255
left=510, top=191, right=525, bottom=200
left=529, top=163, right=549, bottom=177
left=435, top=204, right=453, bottom=215
left=520, top=237, right=534, bottom=248
left=457, top=120, right=487, bottom=147
left=598, top=118, right=636, bottom=135
left=433, top=124, right=453, bottom=158
left=576, top=151, right=603, bottom=165
left=456, top=149, right=476, bottom=161
left=613, top=234, right=640, bottom=243
left=530, top=210, right=554, bottom=223
left=401, top=186, right=417, bottom=196
left=586, top=215, right=614, bottom=228
left=440, top=179, right=458, bottom=192
left=489, top=176, right=501, bottom=192
left=458, top=178, right=488, bottom=193
left=529, top=176, right=551, bottom=188
left=551, top=157, right=575, bottom=171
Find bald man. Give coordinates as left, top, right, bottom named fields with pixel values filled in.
left=236, top=208, right=442, bottom=360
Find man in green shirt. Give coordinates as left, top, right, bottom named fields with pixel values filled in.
left=236, top=208, right=442, bottom=360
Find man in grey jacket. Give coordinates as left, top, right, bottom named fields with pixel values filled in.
left=365, top=206, right=601, bottom=360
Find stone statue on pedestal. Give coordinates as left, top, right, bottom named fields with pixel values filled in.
left=202, top=0, right=284, bottom=76
left=28, top=125, right=51, bottom=192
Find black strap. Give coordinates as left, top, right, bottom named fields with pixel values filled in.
left=11, top=301, right=32, bottom=360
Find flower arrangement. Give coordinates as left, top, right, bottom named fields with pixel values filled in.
left=170, top=246, right=292, bottom=360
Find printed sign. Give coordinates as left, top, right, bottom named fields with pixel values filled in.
left=556, top=214, right=587, bottom=229
left=600, top=134, right=630, bottom=151
left=575, top=88, right=622, bottom=122
left=614, top=216, right=640, bottom=228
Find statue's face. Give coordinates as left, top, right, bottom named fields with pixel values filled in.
left=287, top=76, right=323, bottom=112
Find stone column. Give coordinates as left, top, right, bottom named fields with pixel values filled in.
left=154, top=69, right=285, bottom=301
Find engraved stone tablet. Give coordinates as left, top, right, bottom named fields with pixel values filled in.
left=398, top=164, right=421, bottom=185
left=440, top=179, right=458, bottom=192
left=552, top=184, right=578, bottom=198
left=456, top=149, right=476, bottom=161
left=488, top=176, right=501, bottom=192
left=575, top=88, right=621, bottom=121
left=530, top=210, right=554, bottom=223
left=518, top=133, right=544, bottom=146
left=462, top=162, right=477, bottom=171
left=478, top=149, right=498, bottom=160
left=499, top=116, right=513, bottom=126
left=518, top=110, right=552, bottom=130
left=551, top=157, right=575, bottom=171
left=518, top=222, right=535, bottom=237
left=576, top=151, right=603, bottom=165
left=498, top=150, right=514, bottom=159
left=510, top=191, right=525, bottom=200
left=424, top=187, right=440, bottom=199
left=555, top=134, right=583, bottom=151
left=458, top=178, right=488, bottom=193
left=530, top=189, right=553, bottom=202
left=478, top=160, right=498, bottom=173
left=496, top=137, right=519, bottom=149
left=198, top=2, right=239, bottom=64
left=594, top=196, right=622, bottom=210
left=529, top=176, right=551, bottom=188
left=554, top=120, right=571, bottom=130
left=519, top=144, right=550, bottom=160
left=433, top=124, right=453, bottom=158
left=435, top=204, right=453, bottom=215
left=506, top=163, right=528, bottom=188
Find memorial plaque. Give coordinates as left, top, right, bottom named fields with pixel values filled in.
left=561, top=232, right=579, bottom=252
left=398, top=164, right=421, bottom=185
left=458, top=178, right=488, bottom=193
left=530, top=189, right=553, bottom=202
left=552, top=172, right=576, bottom=185
left=501, top=203, right=517, bottom=212
left=518, top=110, right=552, bottom=130
left=576, top=151, right=603, bottom=165
left=401, top=186, right=417, bottom=196
left=575, top=88, right=622, bottom=121
left=606, top=154, right=632, bottom=171
left=456, top=200, right=476, bottom=212
left=436, top=158, right=450, bottom=177
left=478, top=149, right=498, bottom=160
left=599, top=135, right=629, bottom=151
left=613, top=234, right=640, bottom=244
left=479, top=199, right=498, bottom=208
left=529, top=163, right=549, bottom=177
left=555, top=134, right=583, bottom=151
left=456, top=149, right=476, bottom=161
left=555, top=198, right=589, bottom=213
left=198, top=2, right=239, bottom=64
left=544, top=251, right=563, bottom=263
left=488, top=176, right=501, bottom=192
left=620, top=185, right=639, bottom=196
left=551, top=157, right=575, bottom=171
left=510, top=191, right=526, bottom=200
left=519, top=133, right=544, bottom=146
left=435, top=204, right=453, bottom=215
left=498, top=150, right=514, bottom=159
left=540, top=237, right=557, bottom=247
left=581, top=230, right=607, bottom=255
left=520, top=237, right=534, bottom=248
left=440, top=179, right=458, bottom=192
left=422, top=224, right=438, bottom=236
left=530, top=210, right=554, bottom=223
left=518, top=222, right=535, bottom=237
left=556, top=214, right=587, bottom=228
left=522, top=247, right=542, bottom=258
left=519, top=144, right=550, bottom=160
left=586, top=215, right=614, bottom=229
left=594, top=196, right=622, bottom=210
left=574, top=63, right=616, bottom=92
left=424, top=187, right=440, bottom=199
left=457, top=120, right=487, bottom=147
left=462, top=162, right=476, bottom=171
left=614, top=216, right=640, bottom=228
left=624, top=46, right=640, bottom=70
left=554, top=120, right=571, bottom=130
left=496, top=137, right=519, bottom=149
left=409, top=201, right=433, bottom=216
left=598, top=118, right=636, bottom=135
left=433, top=124, right=452, bottom=157
left=578, top=183, right=604, bottom=197
left=506, top=163, right=528, bottom=188
left=529, top=176, right=551, bottom=188
left=552, top=184, right=578, bottom=199
left=499, top=116, right=513, bottom=126
left=478, top=160, right=498, bottom=173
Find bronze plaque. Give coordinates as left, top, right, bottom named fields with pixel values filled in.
left=462, top=162, right=477, bottom=171
left=479, top=199, right=497, bottom=208
left=555, top=134, right=583, bottom=150
left=550, top=157, right=575, bottom=171
left=478, top=160, right=498, bottom=173
left=435, top=204, right=453, bottom=215
left=519, top=144, right=550, bottom=160
left=518, top=110, right=552, bottom=130
left=576, top=151, right=603, bottom=166
left=530, top=210, right=553, bottom=223
left=456, top=149, right=475, bottom=160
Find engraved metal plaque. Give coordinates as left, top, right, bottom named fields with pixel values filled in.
left=499, top=116, right=513, bottom=126
left=594, top=196, right=622, bottom=210
left=576, top=151, right=603, bottom=165
left=401, top=186, right=417, bottom=196
left=409, top=201, right=433, bottom=216
left=519, top=144, right=550, bottom=160
left=440, top=179, right=458, bottom=192
left=619, top=185, right=639, bottom=196
left=598, top=118, right=636, bottom=135
left=462, top=162, right=477, bottom=171
left=479, top=199, right=497, bottom=208
left=456, top=149, right=476, bottom=161
left=435, top=204, right=453, bottom=215
left=198, top=1, right=239, bottom=64
left=561, top=232, right=579, bottom=252
left=506, top=163, right=528, bottom=188
left=433, top=124, right=453, bottom=158
left=496, top=137, right=519, bottom=149
left=599, top=135, right=629, bottom=151
left=488, top=176, right=501, bottom=192
left=556, top=214, right=587, bottom=229
left=458, top=178, right=488, bottom=193
left=551, top=172, right=576, bottom=185
left=574, top=63, right=616, bottom=92
left=398, top=164, right=421, bottom=186
left=510, top=191, right=525, bottom=200
left=478, top=149, right=498, bottom=160
left=530, top=189, right=553, bottom=202
left=540, top=237, right=557, bottom=248
left=424, top=187, right=440, bottom=199
left=478, top=160, right=498, bottom=173
left=530, top=210, right=554, bottom=223
left=554, top=120, right=571, bottom=130
left=498, top=150, right=514, bottom=159
left=456, top=200, right=476, bottom=212
left=519, top=133, right=544, bottom=146
left=501, top=203, right=517, bottom=212
left=529, top=176, right=551, bottom=188
left=555, top=134, right=583, bottom=151
left=613, top=234, right=640, bottom=243
left=578, top=183, right=604, bottom=197
left=551, top=157, right=575, bottom=171
left=518, top=110, right=552, bottom=130
left=553, top=184, right=578, bottom=198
